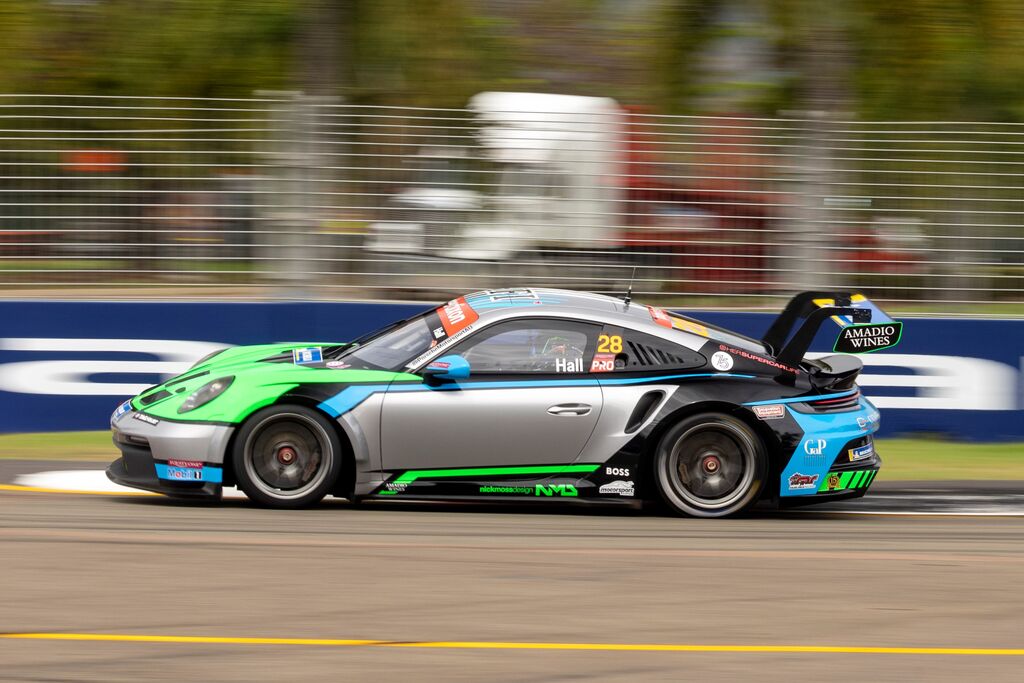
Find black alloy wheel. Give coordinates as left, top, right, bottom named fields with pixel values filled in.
left=232, top=405, right=343, bottom=508
left=653, top=412, right=766, bottom=518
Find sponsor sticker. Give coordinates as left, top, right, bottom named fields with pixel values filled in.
left=437, top=297, right=479, bottom=336
left=803, top=438, right=827, bottom=455
left=155, top=463, right=222, bottom=483
left=427, top=360, right=451, bottom=370
left=647, top=306, right=708, bottom=337
left=717, top=343, right=799, bottom=374
left=824, top=472, right=842, bottom=491
left=647, top=306, right=673, bottom=328
left=599, top=480, right=635, bottom=497
left=479, top=288, right=540, bottom=304
left=165, top=466, right=203, bottom=481
left=788, top=472, right=819, bottom=490
left=848, top=443, right=874, bottom=462
left=292, top=347, right=323, bottom=365
left=325, top=360, right=350, bottom=369
left=711, top=351, right=734, bottom=371
left=534, top=484, right=578, bottom=497
left=752, top=404, right=785, bottom=420
left=131, top=412, right=159, bottom=426
left=670, top=317, right=709, bottom=337
left=111, top=399, right=132, bottom=422
left=406, top=322, right=476, bottom=370
left=479, top=485, right=532, bottom=495
left=834, top=322, right=903, bottom=354
left=605, top=466, right=630, bottom=477
left=167, top=459, right=204, bottom=469
left=857, top=411, right=880, bottom=430
left=590, top=352, right=616, bottom=373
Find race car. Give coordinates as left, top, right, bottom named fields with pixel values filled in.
left=107, top=288, right=899, bottom=517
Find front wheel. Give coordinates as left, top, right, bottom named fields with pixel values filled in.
left=653, top=412, right=766, bottom=518
left=232, top=405, right=343, bottom=508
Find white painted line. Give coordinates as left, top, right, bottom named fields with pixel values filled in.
left=13, top=469, right=248, bottom=499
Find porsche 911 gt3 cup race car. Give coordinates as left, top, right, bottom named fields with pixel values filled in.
left=107, top=288, right=900, bottom=517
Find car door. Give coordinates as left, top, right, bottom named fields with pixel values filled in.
left=578, top=324, right=709, bottom=465
left=380, top=318, right=604, bottom=471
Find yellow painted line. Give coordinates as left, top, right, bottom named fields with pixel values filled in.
left=0, top=633, right=1021, bottom=656
left=0, top=483, right=155, bottom=497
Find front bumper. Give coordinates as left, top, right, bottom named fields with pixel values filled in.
left=106, top=445, right=222, bottom=498
left=107, top=408, right=235, bottom=498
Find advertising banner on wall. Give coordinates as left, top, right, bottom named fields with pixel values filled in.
left=0, top=301, right=1020, bottom=441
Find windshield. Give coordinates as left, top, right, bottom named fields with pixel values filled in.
left=337, top=313, right=435, bottom=371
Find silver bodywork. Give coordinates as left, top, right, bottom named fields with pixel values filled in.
left=112, top=409, right=235, bottom=464
left=350, top=289, right=733, bottom=491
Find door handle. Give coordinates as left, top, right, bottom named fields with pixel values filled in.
left=547, top=403, right=592, bottom=416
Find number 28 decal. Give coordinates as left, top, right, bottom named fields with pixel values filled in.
left=597, top=334, right=623, bottom=353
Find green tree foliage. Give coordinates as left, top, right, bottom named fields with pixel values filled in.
left=0, top=0, right=512, bottom=106
left=652, top=0, right=1024, bottom=122
left=0, top=0, right=296, bottom=97
left=0, top=0, right=1022, bottom=120
left=342, top=0, right=513, bottom=106
left=649, top=0, right=726, bottom=111
left=849, top=0, right=1024, bottom=121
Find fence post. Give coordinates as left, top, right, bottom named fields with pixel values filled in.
left=781, top=112, right=838, bottom=293
left=259, top=91, right=319, bottom=297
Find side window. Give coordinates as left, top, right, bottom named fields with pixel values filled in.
left=590, top=326, right=707, bottom=373
left=451, top=319, right=599, bottom=374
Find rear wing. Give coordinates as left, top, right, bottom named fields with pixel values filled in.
left=762, top=292, right=902, bottom=367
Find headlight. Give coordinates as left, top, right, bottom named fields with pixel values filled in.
left=178, top=376, right=234, bottom=414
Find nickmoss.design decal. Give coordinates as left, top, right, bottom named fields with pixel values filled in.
left=379, top=464, right=600, bottom=495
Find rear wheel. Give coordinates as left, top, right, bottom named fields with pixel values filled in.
left=232, top=405, right=342, bottom=508
left=653, top=412, right=766, bottom=518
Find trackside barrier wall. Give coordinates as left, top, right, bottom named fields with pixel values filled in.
left=0, top=301, right=1020, bottom=441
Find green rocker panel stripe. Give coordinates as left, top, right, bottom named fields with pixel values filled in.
left=378, top=464, right=601, bottom=495
left=818, top=469, right=878, bottom=493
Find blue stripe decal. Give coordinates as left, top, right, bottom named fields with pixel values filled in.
left=155, top=464, right=223, bottom=484
left=743, top=390, right=857, bottom=407
left=318, top=373, right=755, bottom=418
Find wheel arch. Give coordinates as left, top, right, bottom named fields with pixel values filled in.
left=642, top=399, right=783, bottom=499
left=220, top=395, right=356, bottom=498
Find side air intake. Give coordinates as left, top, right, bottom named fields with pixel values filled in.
left=625, top=391, right=665, bottom=434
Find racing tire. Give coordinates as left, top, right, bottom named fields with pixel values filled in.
left=653, top=412, right=766, bottom=518
left=232, top=405, right=343, bottom=508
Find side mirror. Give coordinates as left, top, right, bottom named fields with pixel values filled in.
left=421, top=354, right=471, bottom=382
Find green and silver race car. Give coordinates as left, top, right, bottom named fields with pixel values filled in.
left=107, top=288, right=894, bottom=517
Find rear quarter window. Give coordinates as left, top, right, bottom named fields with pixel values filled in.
left=591, top=327, right=707, bottom=373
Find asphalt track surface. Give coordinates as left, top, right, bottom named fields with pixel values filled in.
left=1, top=464, right=1023, bottom=681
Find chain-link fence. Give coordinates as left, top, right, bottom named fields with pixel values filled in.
left=1, top=92, right=1021, bottom=314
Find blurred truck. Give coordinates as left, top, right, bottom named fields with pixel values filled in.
left=366, top=92, right=925, bottom=295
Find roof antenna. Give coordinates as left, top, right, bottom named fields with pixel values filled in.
left=622, top=266, right=636, bottom=309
